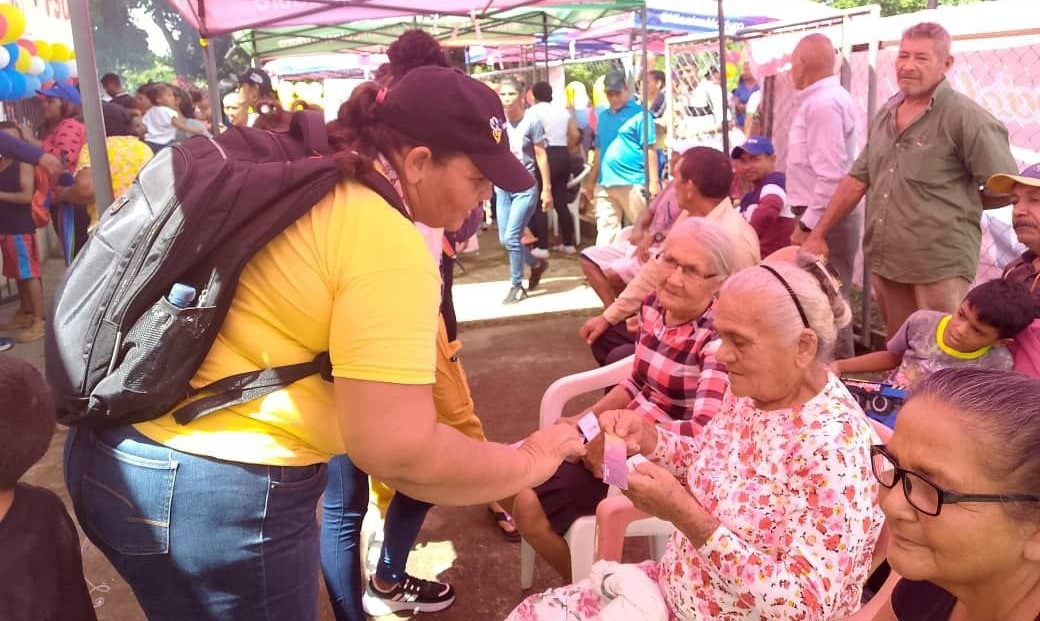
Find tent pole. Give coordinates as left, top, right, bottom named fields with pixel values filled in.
left=542, top=11, right=549, bottom=80
left=251, top=30, right=261, bottom=68
left=68, top=0, right=114, bottom=209
left=717, top=0, right=729, bottom=156
left=665, top=38, right=672, bottom=163
left=861, top=6, right=881, bottom=349
left=640, top=4, right=650, bottom=198
left=203, top=38, right=222, bottom=136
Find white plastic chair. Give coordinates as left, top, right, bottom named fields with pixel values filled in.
left=547, top=163, right=592, bottom=247
left=520, top=354, right=675, bottom=588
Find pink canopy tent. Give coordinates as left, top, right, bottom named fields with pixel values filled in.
left=167, top=0, right=588, bottom=37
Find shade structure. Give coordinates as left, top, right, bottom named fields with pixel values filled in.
left=168, top=0, right=609, bottom=37
left=232, top=7, right=633, bottom=61
left=227, top=1, right=838, bottom=65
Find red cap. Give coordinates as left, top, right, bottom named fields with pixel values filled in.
left=376, top=67, right=535, bottom=193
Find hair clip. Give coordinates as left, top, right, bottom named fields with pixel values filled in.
left=375, top=87, right=388, bottom=104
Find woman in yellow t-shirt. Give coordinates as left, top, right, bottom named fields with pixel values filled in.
left=63, top=66, right=584, bottom=621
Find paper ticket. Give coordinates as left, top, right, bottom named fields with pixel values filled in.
left=602, top=432, right=629, bottom=490
left=577, top=412, right=602, bottom=444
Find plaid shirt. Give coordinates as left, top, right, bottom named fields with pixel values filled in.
left=620, top=293, right=729, bottom=437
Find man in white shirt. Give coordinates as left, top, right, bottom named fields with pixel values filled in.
left=787, top=33, right=863, bottom=358
left=529, top=82, right=581, bottom=253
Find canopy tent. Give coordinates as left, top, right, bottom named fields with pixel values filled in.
left=263, top=53, right=388, bottom=80
left=231, top=0, right=838, bottom=63
left=166, top=0, right=624, bottom=37
left=231, top=7, right=635, bottom=62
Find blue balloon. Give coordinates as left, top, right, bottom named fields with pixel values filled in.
left=50, top=60, right=68, bottom=83
left=5, top=70, right=25, bottom=100
left=0, top=72, right=12, bottom=100
left=2, top=43, right=18, bottom=66
left=38, top=61, right=52, bottom=83
left=22, top=75, right=40, bottom=98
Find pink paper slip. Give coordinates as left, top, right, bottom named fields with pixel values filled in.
left=602, top=433, right=629, bottom=490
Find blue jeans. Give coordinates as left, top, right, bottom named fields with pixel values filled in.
left=320, top=454, right=432, bottom=621
left=63, top=426, right=328, bottom=621
left=495, top=185, right=539, bottom=286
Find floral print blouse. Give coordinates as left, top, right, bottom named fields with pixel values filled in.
left=647, top=372, right=884, bottom=619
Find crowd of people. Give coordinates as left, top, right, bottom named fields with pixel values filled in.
left=1, top=18, right=1040, bottom=621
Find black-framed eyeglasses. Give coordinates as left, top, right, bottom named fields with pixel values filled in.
left=870, top=445, right=1040, bottom=517
left=657, top=252, right=718, bottom=282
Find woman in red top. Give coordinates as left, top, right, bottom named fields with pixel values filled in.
left=35, top=82, right=87, bottom=264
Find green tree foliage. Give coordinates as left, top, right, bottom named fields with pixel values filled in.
left=821, top=0, right=985, bottom=17
left=90, top=0, right=233, bottom=88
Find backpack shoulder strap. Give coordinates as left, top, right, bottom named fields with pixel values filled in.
left=171, top=353, right=332, bottom=425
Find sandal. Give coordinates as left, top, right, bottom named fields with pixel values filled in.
left=488, top=507, right=522, bottom=542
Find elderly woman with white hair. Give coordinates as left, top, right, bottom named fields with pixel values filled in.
left=872, top=368, right=1040, bottom=620
left=514, top=217, right=738, bottom=582
left=509, top=254, right=884, bottom=620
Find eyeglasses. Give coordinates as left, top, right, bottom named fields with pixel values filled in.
left=657, top=252, right=718, bottom=282
left=870, top=445, right=1040, bottom=517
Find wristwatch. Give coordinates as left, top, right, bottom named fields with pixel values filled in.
left=797, top=221, right=812, bottom=233
left=652, top=232, right=666, bottom=244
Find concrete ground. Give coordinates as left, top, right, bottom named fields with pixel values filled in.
left=17, top=224, right=635, bottom=620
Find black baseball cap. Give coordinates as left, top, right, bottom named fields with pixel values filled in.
left=377, top=66, right=534, bottom=193
left=604, top=70, right=627, bottom=92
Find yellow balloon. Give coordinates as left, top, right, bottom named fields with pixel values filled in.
left=14, top=46, right=30, bottom=73
left=35, top=40, right=50, bottom=62
left=50, top=42, right=71, bottom=62
left=0, top=6, right=25, bottom=45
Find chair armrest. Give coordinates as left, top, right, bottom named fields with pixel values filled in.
left=566, top=164, right=593, bottom=189
left=593, top=495, right=652, bottom=563
left=538, top=354, right=634, bottom=429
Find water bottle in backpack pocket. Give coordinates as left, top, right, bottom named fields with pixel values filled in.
left=118, top=284, right=218, bottom=393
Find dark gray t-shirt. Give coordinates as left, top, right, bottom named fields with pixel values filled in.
left=505, top=109, right=545, bottom=177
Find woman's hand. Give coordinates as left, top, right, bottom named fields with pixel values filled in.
left=625, top=461, right=719, bottom=545
left=624, top=315, right=640, bottom=335
left=624, top=460, right=689, bottom=522
left=579, top=315, right=611, bottom=345
left=517, top=422, right=586, bottom=488
left=599, top=409, right=657, bottom=456
left=582, top=432, right=606, bottom=478
left=540, top=186, right=553, bottom=212
left=634, top=233, right=655, bottom=264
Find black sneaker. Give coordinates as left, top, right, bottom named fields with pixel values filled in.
left=503, top=285, right=528, bottom=304
left=528, top=258, right=549, bottom=290
left=361, top=574, right=456, bottom=615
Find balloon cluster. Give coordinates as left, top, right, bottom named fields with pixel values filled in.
left=0, top=5, right=77, bottom=101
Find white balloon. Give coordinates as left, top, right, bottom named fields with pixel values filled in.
left=0, top=47, right=10, bottom=70
left=64, top=59, right=76, bottom=79
left=27, top=55, right=44, bottom=75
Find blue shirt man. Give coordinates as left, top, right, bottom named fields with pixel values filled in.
left=587, top=70, right=659, bottom=246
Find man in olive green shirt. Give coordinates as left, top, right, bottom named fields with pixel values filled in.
left=802, top=22, right=1016, bottom=339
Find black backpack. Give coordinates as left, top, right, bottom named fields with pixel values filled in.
left=45, top=111, right=407, bottom=427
